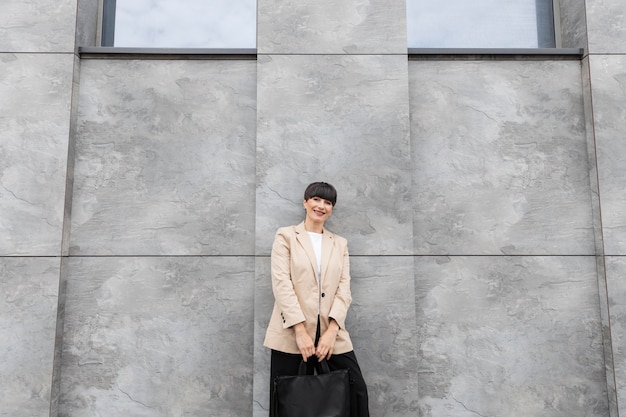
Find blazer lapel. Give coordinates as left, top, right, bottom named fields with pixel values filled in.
left=295, top=222, right=319, bottom=281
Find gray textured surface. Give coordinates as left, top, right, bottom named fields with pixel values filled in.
left=257, top=0, right=407, bottom=54
left=582, top=55, right=618, bottom=414
left=589, top=55, right=626, bottom=255
left=581, top=57, right=603, bottom=256
left=0, top=258, right=60, bottom=417
left=256, top=54, right=412, bottom=256
left=69, top=59, right=257, bottom=256
left=606, top=257, right=626, bottom=412
left=253, top=257, right=273, bottom=417
left=586, top=0, right=626, bottom=53
left=0, top=53, right=75, bottom=256
left=58, top=256, right=254, bottom=417
left=410, top=60, right=593, bottom=256
left=558, top=0, right=589, bottom=49
left=347, top=256, right=420, bottom=415
left=416, top=256, right=607, bottom=417
left=75, top=0, right=100, bottom=48
left=0, top=0, right=77, bottom=52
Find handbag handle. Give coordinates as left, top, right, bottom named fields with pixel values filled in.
left=298, top=359, right=331, bottom=375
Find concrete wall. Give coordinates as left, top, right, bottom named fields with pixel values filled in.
left=410, top=58, right=606, bottom=416
left=0, top=0, right=78, bottom=415
left=1, top=0, right=626, bottom=416
left=58, top=58, right=257, bottom=416
left=584, top=0, right=626, bottom=414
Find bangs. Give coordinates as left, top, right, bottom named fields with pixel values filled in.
left=304, top=182, right=337, bottom=206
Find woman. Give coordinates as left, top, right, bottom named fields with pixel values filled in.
left=264, top=181, right=370, bottom=417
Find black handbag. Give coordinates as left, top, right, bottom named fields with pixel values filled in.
left=274, top=359, right=351, bottom=417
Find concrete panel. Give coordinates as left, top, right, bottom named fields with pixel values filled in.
left=558, top=0, right=589, bottom=49
left=256, top=54, right=412, bottom=256
left=0, top=53, right=74, bottom=256
left=76, top=0, right=100, bottom=48
left=61, top=57, right=81, bottom=258
left=253, top=256, right=419, bottom=417
left=69, top=59, right=257, bottom=256
left=257, top=0, right=406, bottom=54
left=0, top=0, right=77, bottom=53
left=606, top=256, right=626, bottom=414
left=348, top=256, right=419, bottom=415
left=581, top=57, right=603, bottom=256
left=586, top=0, right=626, bottom=53
left=589, top=55, right=626, bottom=255
left=410, top=60, right=593, bottom=256
left=58, top=256, right=254, bottom=417
left=0, top=257, right=60, bottom=417
left=581, top=60, right=616, bottom=413
left=252, top=257, right=272, bottom=417
left=416, top=256, right=607, bottom=417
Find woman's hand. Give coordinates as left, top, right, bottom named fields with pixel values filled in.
left=315, top=320, right=339, bottom=361
left=293, top=323, right=315, bottom=362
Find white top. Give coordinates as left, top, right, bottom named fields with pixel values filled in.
left=307, top=231, right=323, bottom=277
left=308, top=231, right=323, bottom=314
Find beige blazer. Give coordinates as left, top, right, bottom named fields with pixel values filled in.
left=263, top=222, right=354, bottom=355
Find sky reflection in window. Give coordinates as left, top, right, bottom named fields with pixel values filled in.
left=114, top=0, right=256, bottom=48
left=407, top=0, right=542, bottom=48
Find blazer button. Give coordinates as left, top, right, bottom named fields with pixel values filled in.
left=321, top=292, right=326, bottom=297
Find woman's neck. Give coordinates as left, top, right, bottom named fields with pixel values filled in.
left=304, top=219, right=324, bottom=233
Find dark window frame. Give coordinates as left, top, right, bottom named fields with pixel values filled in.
left=101, top=0, right=116, bottom=47
left=536, top=0, right=556, bottom=48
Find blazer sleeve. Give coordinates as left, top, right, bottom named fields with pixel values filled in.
left=328, top=238, right=352, bottom=330
left=271, top=228, right=306, bottom=328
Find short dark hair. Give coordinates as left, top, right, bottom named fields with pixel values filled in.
left=304, top=182, right=337, bottom=206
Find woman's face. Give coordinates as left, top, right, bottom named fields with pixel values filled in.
left=303, top=196, right=333, bottom=225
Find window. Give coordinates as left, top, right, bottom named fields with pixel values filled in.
left=407, top=0, right=556, bottom=48
left=101, top=0, right=256, bottom=48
